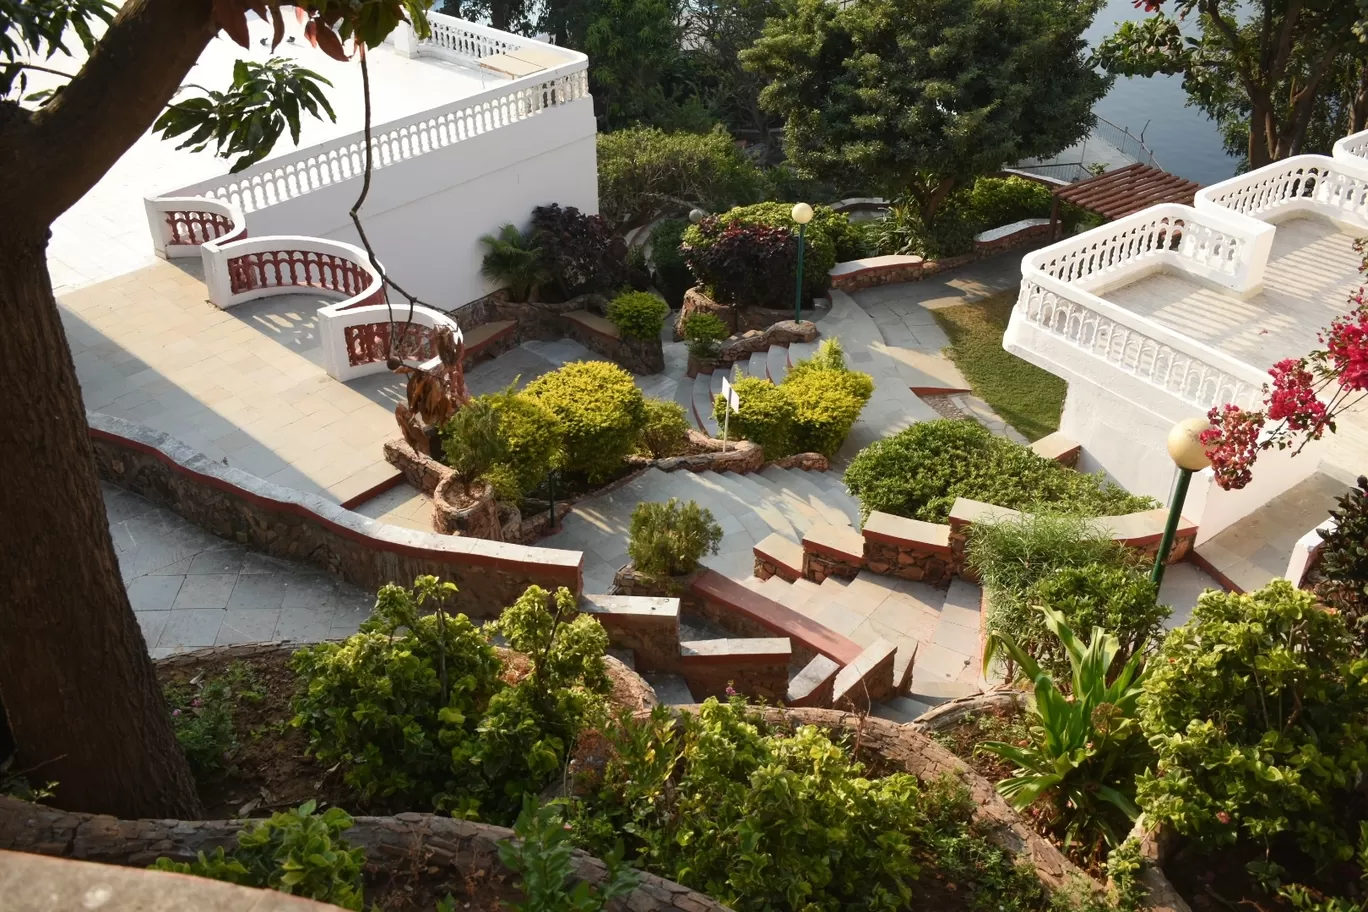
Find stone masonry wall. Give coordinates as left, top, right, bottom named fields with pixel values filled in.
left=89, top=414, right=581, bottom=619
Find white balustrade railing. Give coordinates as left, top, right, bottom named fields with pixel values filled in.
left=145, top=196, right=246, bottom=259
left=1014, top=203, right=1277, bottom=413
left=1028, top=203, right=1274, bottom=295
left=420, top=14, right=532, bottom=63
left=1195, top=153, right=1368, bottom=229
left=1333, top=128, right=1368, bottom=165
left=317, top=295, right=463, bottom=383
left=160, top=18, right=587, bottom=217
left=1014, top=275, right=1269, bottom=412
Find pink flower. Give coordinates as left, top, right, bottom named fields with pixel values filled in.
left=1201, top=405, right=1265, bottom=491
left=172, top=709, right=181, bottom=717
left=725, top=684, right=737, bottom=697
left=1216, top=811, right=1232, bottom=825
left=1265, top=359, right=1327, bottom=434
left=191, top=698, right=202, bottom=708
left=1323, top=306, right=1368, bottom=392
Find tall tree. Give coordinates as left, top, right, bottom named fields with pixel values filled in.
left=0, top=0, right=423, bottom=817
left=742, top=0, right=1110, bottom=223
left=679, top=0, right=781, bottom=147
left=1097, top=1, right=1368, bottom=169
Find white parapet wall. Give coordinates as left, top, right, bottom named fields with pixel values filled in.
left=149, top=14, right=596, bottom=310
left=1007, top=133, right=1368, bottom=541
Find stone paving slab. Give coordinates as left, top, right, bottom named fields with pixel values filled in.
left=105, top=483, right=374, bottom=657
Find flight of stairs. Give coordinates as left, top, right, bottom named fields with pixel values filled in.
left=739, top=571, right=990, bottom=723
left=676, top=340, right=821, bottom=436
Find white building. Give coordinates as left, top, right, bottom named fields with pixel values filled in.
left=1005, top=134, right=1368, bottom=559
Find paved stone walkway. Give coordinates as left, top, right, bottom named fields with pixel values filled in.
left=62, top=261, right=399, bottom=505
left=1196, top=472, right=1349, bottom=593
left=106, top=483, right=374, bottom=658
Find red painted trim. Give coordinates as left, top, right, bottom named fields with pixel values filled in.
left=690, top=569, right=863, bottom=665
left=89, top=427, right=582, bottom=584
left=339, top=472, right=405, bottom=510
left=910, top=386, right=973, bottom=396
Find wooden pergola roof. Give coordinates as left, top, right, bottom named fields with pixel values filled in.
left=1053, top=163, right=1202, bottom=220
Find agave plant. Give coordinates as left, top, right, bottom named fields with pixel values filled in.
left=479, top=224, right=550, bottom=303
left=980, top=605, right=1151, bottom=858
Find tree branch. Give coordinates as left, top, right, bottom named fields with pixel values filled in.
left=1200, top=0, right=1259, bottom=99
left=13, top=62, right=80, bottom=81
left=9, top=0, right=219, bottom=226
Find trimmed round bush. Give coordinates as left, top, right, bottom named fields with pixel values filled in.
left=680, top=311, right=729, bottom=359
left=606, top=290, right=669, bottom=341
left=714, top=375, right=795, bottom=457
left=525, top=361, right=647, bottom=483
left=638, top=398, right=691, bottom=458
left=783, top=371, right=868, bottom=458
left=843, top=419, right=1156, bottom=523
left=483, top=387, right=563, bottom=498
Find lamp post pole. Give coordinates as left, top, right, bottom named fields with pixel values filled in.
left=1151, top=417, right=1213, bottom=588
left=790, top=203, right=813, bottom=323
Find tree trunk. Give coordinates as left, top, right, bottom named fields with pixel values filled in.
left=1352, top=62, right=1368, bottom=134
left=1248, top=97, right=1276, bottom=169
left=0, top=226, right=201, bottom=819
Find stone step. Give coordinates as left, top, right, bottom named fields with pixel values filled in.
left=644, top=672, right=696, bottom=706
left=872, top=695, right=935, bottom=724
left=721, top=470, right=822, bottom=536
left=692, top=371, right=719, bottom=436
left=766, top=343, right=790, bottom=383
left=748, top=349, right=768, bottom=381
left=795, top=469, right=864, bottom=528
left=788, top=340, right=818, bottom=364
left=759, top=466, right=854, bottom=529
left=709, top=369, right=725, bottom=398
left=674, top=367, right=701, bottom=431
left=770, top=576, right=823, bottom=615
left=699, top=471, right=799, bottom=542
left=740, top=575, right=770, bottom=595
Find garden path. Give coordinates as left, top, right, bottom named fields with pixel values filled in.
left=106, top=483, right=374, bottom=658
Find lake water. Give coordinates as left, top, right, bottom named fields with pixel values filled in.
left=1085, top=0, right=1240, bottom=185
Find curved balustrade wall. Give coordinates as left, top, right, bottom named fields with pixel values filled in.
left=1195, top=154, right=1368, bottom=226
left=144, top=197, right=247, bottom=259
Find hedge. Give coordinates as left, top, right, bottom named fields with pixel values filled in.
left=606, top=291, right=670, bottom=341
left=843, top=419, right=1156, bottom=523
left=524, top=361, right=647, bottom=482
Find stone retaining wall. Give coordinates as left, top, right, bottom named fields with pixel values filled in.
left=678, top=638, right=791, bottom=701
left=0, top=797, right=728, bottom=912
left=449, top=292, right=665, bottom=376
left=676, top=287, right=799, bottom=338
left=827, top=222, right=1047, bottom=292
left=89, top=414, right=582, bottom=618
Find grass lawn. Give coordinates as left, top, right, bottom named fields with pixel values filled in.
left=931, top=290, right=1066, bottom=442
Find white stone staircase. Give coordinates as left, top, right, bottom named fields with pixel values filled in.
left=740, top=570, right=989, bottom=721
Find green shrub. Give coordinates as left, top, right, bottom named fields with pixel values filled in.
left=843, top=419, right=1155, bottom=524
left=711, top=341, right=871, bottom=458
left=683, top=219, right=796, bottom=310
left=165, top=661, right=264, bottom=780
left=981, top=605, right=1151, bottom=862
left=531, top=204, right=629, bottom=299
left=478, top=386, right=564, bottom=500
left=153, top=801, right=365, bottom=910
left=680, top=311, right=729, bottom=359
left=1137, top=581, right=1368, bottom=868
left=649, top=218, right=692, bottom=308
left=1316, top=475, right=1368, bottom=650
left=637, top=399, right=690, bottom=458
left=682, top=202, right=855, bottom=298
left=606, top=291, right=669, bottom=341
left=628, top=498, right=723, bottom=577
left=525, top=361, right=647, bottom=483
left=440, top=397, right=506, bottom=496
left=1019, top=564, right=1170, bottom=682
left=572, top=698, right=1050, bottom=912
left=967, top=176, right=1053, bottom=229
left=479, top=224, right=551, bottom=303
left=501, top=796, right=640, bottom=912
left=782, top=341, right=873, bottom=457
left=291, top=577, right=609, bottom=821
left=713, top=374, right=795, bottom=456
left=597, top=126, right=763, bottom=229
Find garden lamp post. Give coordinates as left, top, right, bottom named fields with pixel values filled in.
left=791, top=202, right=813, bottom=323
left=689, top=208, right=707, bottom=225
left=1151, top=417, right=1212, bottom=588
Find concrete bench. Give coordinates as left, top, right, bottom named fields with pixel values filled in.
left=973, top=218, right=1051, bottom=253
left=828, top=254, right=925, bottom=292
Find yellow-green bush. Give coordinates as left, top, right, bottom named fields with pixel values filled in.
left=638, top=399, right=691, bottom=458
left=606, top=291, right=670, bottom=341
left=525, top=361, right=647, bottom=482
left=711, top=341, right=872, bottom=459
